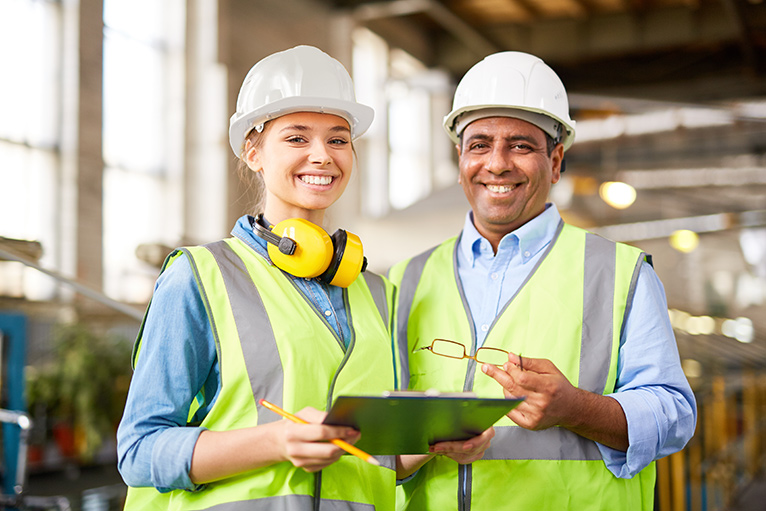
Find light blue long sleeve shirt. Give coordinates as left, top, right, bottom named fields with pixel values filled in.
left=457, top=203, right=697, bottom=478
left=116, top=215, right=351, bottom=492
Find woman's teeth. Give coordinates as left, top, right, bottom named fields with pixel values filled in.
left=300, top=175, right=333, bottom=185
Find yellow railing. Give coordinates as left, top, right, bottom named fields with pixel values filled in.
left=656, top=371, right=766, bottom=511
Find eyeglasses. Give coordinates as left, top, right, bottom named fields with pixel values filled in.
left=415, top=339, right=510, bottom=367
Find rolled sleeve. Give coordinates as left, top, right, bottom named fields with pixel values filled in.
left=598, top=261, right=697, bottom=478
left=150, top=426, right=207, bottom=492
left=116, top=253, right=218, bottom=491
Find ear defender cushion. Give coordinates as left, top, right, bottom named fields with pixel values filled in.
left=323, top=230, right=365, bottom=288
left=267, top=218, right=333, bottom=278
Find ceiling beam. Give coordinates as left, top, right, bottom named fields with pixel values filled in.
left=352, top=0, right=499, bottom=58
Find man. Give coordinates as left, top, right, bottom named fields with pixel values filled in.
left=388, top=51, right=697, bottom=510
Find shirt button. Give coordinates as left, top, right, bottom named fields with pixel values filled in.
left=491, top=272, right=498, bottom=280
left=481, top=324, right=489, bottom=332
left=524, top=251, right=531, bottom=258
left=324, top=310, right=332, bottom=317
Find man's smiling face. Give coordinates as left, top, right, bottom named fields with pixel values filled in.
left=457, top=116, right=564, bottom=246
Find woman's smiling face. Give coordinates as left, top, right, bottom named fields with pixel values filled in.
left=246, top=111, right=353, bottom=225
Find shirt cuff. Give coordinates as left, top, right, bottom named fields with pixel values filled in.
left=151, top=426, right=207, bottom=492
left=598, top=391, right=660, bottom=479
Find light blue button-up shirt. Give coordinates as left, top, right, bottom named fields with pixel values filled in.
left=457, top=203, right=697, bottom=478
left=116, top=215, right=351, bottom=491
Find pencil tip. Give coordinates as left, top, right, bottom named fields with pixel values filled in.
left=368, top=456, right=381, bottom=466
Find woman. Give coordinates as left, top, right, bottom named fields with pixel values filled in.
left=117, top=45, right=491, bottom=511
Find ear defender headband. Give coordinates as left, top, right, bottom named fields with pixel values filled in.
left=253, top=214, right=367, bottom=288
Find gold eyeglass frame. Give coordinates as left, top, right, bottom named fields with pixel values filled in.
left=415, top=339, right=510, bottom=367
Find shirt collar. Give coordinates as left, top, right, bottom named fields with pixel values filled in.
left=231, top=214, right=271, bottom=262
left=458, top=203, right=563, bottom=266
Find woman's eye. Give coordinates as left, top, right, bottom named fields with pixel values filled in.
left=287, top=136, right=307, bottom=143
left=329, top=138, right=349, bottom=145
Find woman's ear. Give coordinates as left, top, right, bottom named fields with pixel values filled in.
left=244, top=139, right=262, bottom=173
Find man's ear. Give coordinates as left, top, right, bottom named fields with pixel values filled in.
left=456, top=143, right=463, bottom=184
left=550, top=144, right=564, bottom=184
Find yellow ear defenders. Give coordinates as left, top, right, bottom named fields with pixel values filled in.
left=252, top=214, right=367, bottom=288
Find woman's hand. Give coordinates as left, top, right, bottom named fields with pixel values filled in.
left=278, top=407, right=361, bottom=472
left=190, top=406, right=360, bottom=483
left=429, top=426, right=495, bottom=464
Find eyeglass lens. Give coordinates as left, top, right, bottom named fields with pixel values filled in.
left=431, top=339, right=465, bottom=359
left=431, top=339, right=509, bottom=366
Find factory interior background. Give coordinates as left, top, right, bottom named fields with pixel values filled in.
left=0, top=0, right=765, bottom=509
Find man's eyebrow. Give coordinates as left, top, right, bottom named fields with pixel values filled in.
left=464, top=133, right=540, bottom=144
left=464, top=133, right=493, bottom=144
left=504, top=134, right=540, bottom=145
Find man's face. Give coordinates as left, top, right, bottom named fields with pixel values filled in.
left=457, top=116, right=564, bottom=243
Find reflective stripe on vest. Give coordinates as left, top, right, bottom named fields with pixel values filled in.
left=204, top=240, right=285, bottom=420
left=485, top=426, right=601, bottom=460
left=203, top=495, right=375, bottom=510
left=125, top=239, right=396, bottom=510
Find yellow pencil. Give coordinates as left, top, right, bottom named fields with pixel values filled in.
left=258, top=399, right=380, bottom=466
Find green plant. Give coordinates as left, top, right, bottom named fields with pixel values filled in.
left=26, top=323, right=133, bottom=461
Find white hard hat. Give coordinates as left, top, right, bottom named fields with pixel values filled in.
left=228, top=45, right=374, bottom=156
left=443, top=51, right=576, bottom=151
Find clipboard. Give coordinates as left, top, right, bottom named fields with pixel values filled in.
left=323, top=392, right=524, bottom=454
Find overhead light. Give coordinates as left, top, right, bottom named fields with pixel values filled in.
left=669, top=229, right=699, bottom=253
left=669, top=309, right=757, bottom=343
left=722, top=317, right=754, bottom=343
left=686, top=315, right=715, bottom=335
left=681, top=359, right=703, bottom=379
left=599, top=181, right=636, bottom=209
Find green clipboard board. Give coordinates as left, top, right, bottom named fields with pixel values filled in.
left=323, top=392, right=524, bottom=454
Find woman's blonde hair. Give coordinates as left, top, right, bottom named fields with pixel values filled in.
left=236, top=123, right=272, bottom=215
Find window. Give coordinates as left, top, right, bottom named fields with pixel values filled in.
left=0, top=0, right=62, bottom=300
left=353, top=28, right=456, bottom=217
left=102, top=0, right=185, bottom=302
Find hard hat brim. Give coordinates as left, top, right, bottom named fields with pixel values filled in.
left=443, top=104, right=576, bottom=151
left=229, top=96, right=374, bottom=156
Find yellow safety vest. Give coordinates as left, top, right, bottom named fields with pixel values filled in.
left=125, top=237, right=398, bottom=510
left=389, top=222, right=655, bottom=511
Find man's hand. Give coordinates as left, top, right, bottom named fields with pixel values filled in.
left=482, top=354, right=629, bottom=451
left=481, top=354, right=577, bottom=430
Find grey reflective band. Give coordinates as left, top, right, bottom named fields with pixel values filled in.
left=376, top=454, right=397, bottom=471
left=204, top=241, right=285, bottom=425
left=452, top=234, right=479, bottom=393
left=620, top=252, right=647, bottom=343
left=580, top=232, right=616, bottom=394
left=362, top=272, right=389, bottom=328
left=205, top=494, right=375, bottom=510
left=458, top=464, right=472, bottom=511
left=395, top=246, right=437, bottom=390
left=484, top=426, right=602, bottom=461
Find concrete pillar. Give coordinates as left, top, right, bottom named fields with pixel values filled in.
left=60, top=0, right=103, bottom=296
left=184, top=0, right=228, bottom=243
